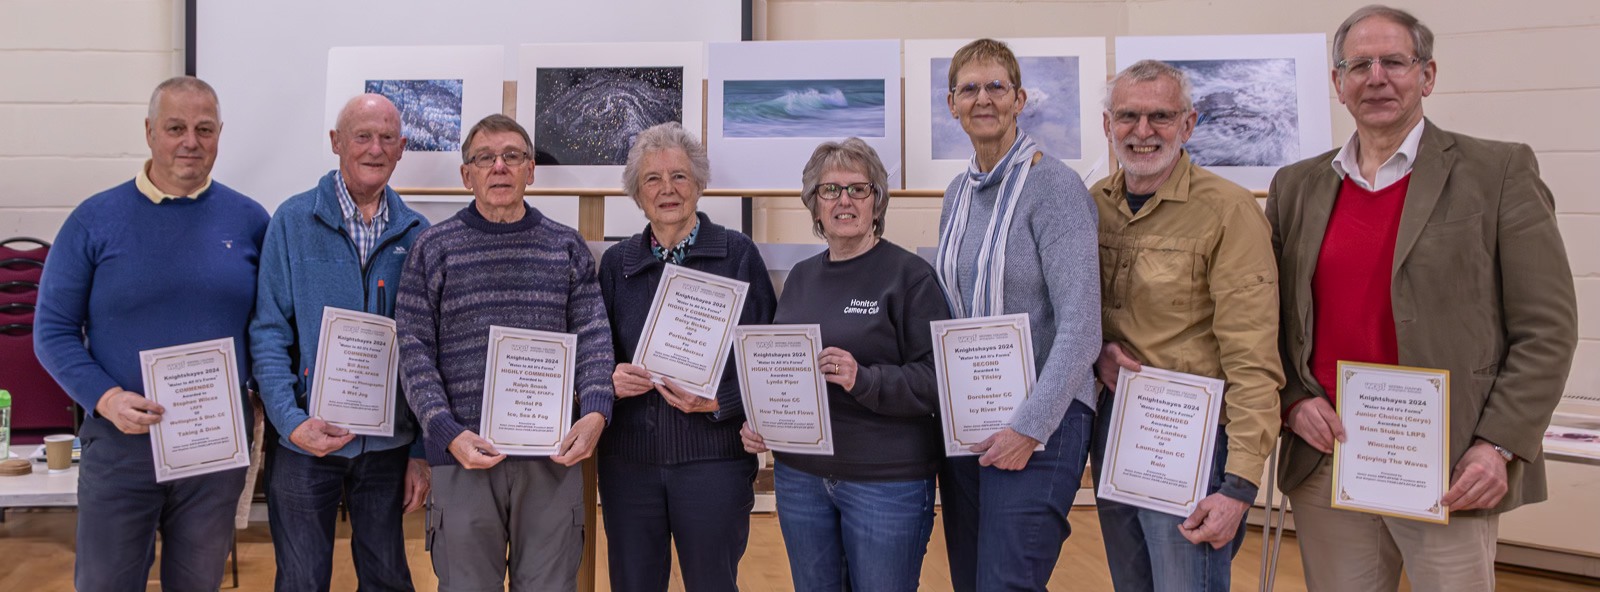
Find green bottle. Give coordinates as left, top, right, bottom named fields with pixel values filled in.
left=0, top=390, right=10, bottom=460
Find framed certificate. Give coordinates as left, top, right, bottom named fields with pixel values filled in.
left=480, top=326, right=577, bottom=456
left=1097, top=366, right=1225, bottom=517
left=931, top=314, right=1040, bottom=456
left=633, top=264, right=749, bottom=399
left=139, top=337, right=251, bottom=483
left=308, top=306, right=399, bottom=437
left=733, top=324, right=833, bottom=455
left=1332, top=361, right=1451, bottom=524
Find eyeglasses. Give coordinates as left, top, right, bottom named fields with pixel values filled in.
left=951, top=80, right=1016, bottom=102
left=465, top=150, right=531, bottom=168
left=1336, top=54, right=1422, bottom=79
left=1111, top=110, right=1187, bottom=128
left=815, top=182, right=875, bottom=201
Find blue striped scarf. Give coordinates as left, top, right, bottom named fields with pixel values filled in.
left=935, top=131, right=1040, bottom=319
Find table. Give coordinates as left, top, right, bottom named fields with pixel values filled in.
left=0, top=445, right=77, bottom=509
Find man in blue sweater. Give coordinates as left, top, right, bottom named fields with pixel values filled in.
left=249, top=93, right=431, bottom=592
left=34, top=76, right=270, bottom=591
left=397, top=114, right=614, bottom=591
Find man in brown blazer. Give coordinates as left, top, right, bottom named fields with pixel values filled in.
left=1265, top=5, right=1577, bottom=591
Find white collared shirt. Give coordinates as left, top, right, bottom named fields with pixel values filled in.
left=1330, top=119, right=1426, bottom=191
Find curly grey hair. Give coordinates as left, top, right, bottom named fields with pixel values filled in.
left=622, top=122, right=710, bottom=202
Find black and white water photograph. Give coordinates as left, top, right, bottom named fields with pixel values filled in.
left=534, top=67, right=684, bottom=166
left=364, top=79, right=464, bottom=152
left=929, top=56, right=1082, bottom=160
left=1166, top=58, right=1299, bottom=167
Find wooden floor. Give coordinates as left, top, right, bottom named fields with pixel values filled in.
left=0, top=507, right=1593, bottom=591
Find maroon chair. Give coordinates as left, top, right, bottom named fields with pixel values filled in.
left=0, top=237, right=74, bottom=443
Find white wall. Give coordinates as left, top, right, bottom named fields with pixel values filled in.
left=0, top=0, right=181, bottom=240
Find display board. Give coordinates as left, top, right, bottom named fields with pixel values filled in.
left=195, top=0, right=745, bottom=233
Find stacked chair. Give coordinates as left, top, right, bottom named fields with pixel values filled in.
left=0, top=237, right=76, bottom=444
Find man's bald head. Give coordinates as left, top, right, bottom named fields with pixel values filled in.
left=337, top=93, right=402, bottom=133
left=331, top=93, right=407, bottom=202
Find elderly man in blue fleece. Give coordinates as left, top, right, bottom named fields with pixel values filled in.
left=249, top=93, right=432, bottom=592
left=34, top=75, right=269, bottom=591
left=396, top=113, right=614, bottom=592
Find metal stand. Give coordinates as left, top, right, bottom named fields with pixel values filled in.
left=1258, top=436, right=1289, bottom=592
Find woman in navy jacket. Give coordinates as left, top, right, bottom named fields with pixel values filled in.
left=595, top=122, right=777, bottom=592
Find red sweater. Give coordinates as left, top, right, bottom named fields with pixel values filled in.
left=1309, top=174, right=1411, bottom=405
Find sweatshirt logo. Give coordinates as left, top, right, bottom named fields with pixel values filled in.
left=221, top=240, right=234, bottom=249
left=842, top=299, right=880, bottom=315
left=393, top=246, right=407, bottom=254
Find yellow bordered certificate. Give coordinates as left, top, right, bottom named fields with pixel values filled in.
left=308, top=306, right=398, bottom=437
left=479, top=326, right=577, bottom=456
left=931, top=314, right=1040, bottom=457
left=1331, top=361, right=1451, bottom=524
left=139, top=337, right=251, bottom=483
left=733, top=324, right=833, bottom=455
left=633, top=264, right=749, bottom=399
left=1097, top=366, right=1225, bottom=518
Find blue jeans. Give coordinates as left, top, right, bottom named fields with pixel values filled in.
left=75, top=419, right=246, bottom=592
left=1091, top=393, right=1245, bottom=592
left=267, top=443, right=414, bottom=592
left=598, top=455, right=757, bottom=592
left=774, top=463, right=936, bottom=592
left=939, top=399, right=1094, bottom=592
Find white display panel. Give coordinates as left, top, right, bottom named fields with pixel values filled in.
left=1115, top=34, right=1333, bottom=191
left=196, top=0, right=743, bottom=229
left=706, top=40, right=903, bottom=191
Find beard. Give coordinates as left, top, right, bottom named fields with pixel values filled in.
left=1112, top=133, right=1183, bottom=180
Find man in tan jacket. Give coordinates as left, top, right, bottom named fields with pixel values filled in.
left=1265, top=5, right=1577, bottom=591
left=1091, top=59, right=1284, bottom=591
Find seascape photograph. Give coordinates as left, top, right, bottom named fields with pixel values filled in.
left=721, top=79, right=886, bottom=139
left=929, top=56, right=1082, bottom=160
left=534, top=66, right=684, bottom=166
left=1166, top=58, right=1299, bottom=167
left=364, top=79, right=464, bottom=152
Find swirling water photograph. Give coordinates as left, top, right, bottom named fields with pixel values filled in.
left=1167, top=58, right=1299, bottom=167
left=929, top=57, right=1083, bottom=161
left=722, top=79, right=886, bottom=139
left=364, top=79, right=463, bottom=152
left=534, top=67, right=684, bottom=166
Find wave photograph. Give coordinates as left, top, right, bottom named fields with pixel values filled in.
left=364, top=79, right=463, bottom=152
left=722, top=79, right=886, bottom=139
left=1168, top=58, right=1299, bottom=167
left=534, top=67, right=684, bottom=166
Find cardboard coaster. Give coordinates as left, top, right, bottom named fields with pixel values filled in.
left=0, top=458, right=32, bottom=476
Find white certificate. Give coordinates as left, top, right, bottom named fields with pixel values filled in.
left=632, top=264, right=749, bottom=400
left=1332, top=361, right=1451, bottom=523
left=931, top=314, right=1040, bottom=456
left=1097, top=366, right=1225, bottom=517
left=139, top=337, right=251, bottom=483
left=308, top=306, right=398, bottom=437
left=480, top=326, right=577, bottom=456
left=733, top=324, right=833, bottom=455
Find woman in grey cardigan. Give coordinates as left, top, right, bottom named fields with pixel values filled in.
left=933, top=38, right=1103, bottom=592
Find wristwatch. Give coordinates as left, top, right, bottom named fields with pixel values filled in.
left=1485, top=441, right=1514, bottom=463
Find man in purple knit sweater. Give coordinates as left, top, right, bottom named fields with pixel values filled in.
left=34, top=76, right=269, bottom=591
left=396, top=114, right=614, bottom=592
